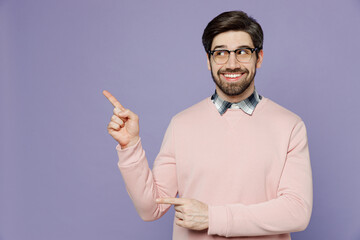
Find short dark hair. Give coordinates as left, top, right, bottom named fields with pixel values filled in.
left=202, top=11, right=264, bottom=54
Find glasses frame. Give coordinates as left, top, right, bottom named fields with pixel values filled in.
left=208, top=47, right=259, bottom=64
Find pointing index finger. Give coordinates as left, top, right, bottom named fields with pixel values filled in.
left=156, top=198, right=187, bottom=205
left=103, top=90, right=125, bottom=110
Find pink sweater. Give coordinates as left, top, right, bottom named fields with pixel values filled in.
left=116, top=97, right=313, bottom=239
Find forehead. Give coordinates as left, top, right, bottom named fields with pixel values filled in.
left=211, top=31, right=254, bottom=49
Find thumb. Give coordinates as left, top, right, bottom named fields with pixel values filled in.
left=117, top=109, right=138, bottom=121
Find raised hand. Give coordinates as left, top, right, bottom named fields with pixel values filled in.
left=103, top=90, right=140, bottom=148
left=156, top=198, right=209, bottom=231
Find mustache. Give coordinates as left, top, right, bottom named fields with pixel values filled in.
left=218, top=68, right=249, bottom=74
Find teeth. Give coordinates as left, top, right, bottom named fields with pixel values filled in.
left=224, top=73, right=242, bottom=78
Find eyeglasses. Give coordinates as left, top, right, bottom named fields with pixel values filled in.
left=208, top=47, right=259, bottom=64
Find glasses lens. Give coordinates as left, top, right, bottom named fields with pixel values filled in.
left=235, top=48, right=253, bottom=62
left=213, top=50, right=229, bottom=64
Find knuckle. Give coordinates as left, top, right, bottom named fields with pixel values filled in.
left=113, top=108, right=119, bottom=115
left=176, top=220, right=184, bottom=227
left=111, top=122, right=119, bottom=129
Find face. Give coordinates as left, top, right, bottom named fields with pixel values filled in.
left=207, top=31, right=263, bottom=101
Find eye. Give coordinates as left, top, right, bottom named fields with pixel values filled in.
left=236, top=48, right=251, bottom=55
left=214, top=50, right=228, bottom=57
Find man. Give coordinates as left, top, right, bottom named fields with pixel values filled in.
left=103, top=11, right=313, bottom=240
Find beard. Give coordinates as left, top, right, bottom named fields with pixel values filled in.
left=211, top=66, right=256, bottom=96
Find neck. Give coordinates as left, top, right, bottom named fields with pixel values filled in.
left=216, top=81, right=255, bottom=103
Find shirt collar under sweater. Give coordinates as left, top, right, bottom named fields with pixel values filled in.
left=211, top=89, right=262, bottom=116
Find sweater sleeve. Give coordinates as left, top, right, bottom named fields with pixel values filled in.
left=116, top=119, right=178, bottom=221
left=208, top=120, right=313, bottom=237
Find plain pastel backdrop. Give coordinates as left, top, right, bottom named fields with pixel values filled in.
left=1, top=0, right=360, bottom=239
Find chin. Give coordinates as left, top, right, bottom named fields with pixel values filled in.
left=218, top=79, right=253, bottom=96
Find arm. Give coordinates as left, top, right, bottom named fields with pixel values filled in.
left=116, top=121, right=178, bottom=221
left=208, top=120, right=313, bottom=237
left=103, top=90, right=177, bottom=221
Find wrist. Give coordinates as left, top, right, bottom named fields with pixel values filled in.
left=120, top=136, right=140, bottom=149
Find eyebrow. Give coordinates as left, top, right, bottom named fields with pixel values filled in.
left=212, top=45, right=254, bottom=50
left=213, top=45, right=226, bottom=50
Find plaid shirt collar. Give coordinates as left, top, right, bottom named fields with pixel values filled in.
left=211, top=89, right=262, bottom=116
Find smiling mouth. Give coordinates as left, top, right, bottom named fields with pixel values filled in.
left=221, top=73, right=245, bottom=82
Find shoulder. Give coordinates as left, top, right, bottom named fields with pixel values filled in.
left=252, top=97, right=309, bottom=144
left=175, top=97, right=211, bottom=117
left=169, top=97, right=214, bottom=126
left=261, top=97, right=302, bottom=121
left=258, top=97, right=305, bottom=131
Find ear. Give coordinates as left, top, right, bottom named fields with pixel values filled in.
left=207, top=54, right=211, bottom=71
left=256, top=49, right=264, bottom=69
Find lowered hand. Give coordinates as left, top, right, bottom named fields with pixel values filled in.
left=156, top=197, right=209, bottom=231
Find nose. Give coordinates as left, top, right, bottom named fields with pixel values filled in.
left=226, top=52, right=240, bottom=69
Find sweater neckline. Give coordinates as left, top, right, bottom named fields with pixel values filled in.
left=205, top=95, right=268, bottom=118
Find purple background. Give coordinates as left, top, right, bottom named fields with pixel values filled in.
left=1, top=0, right=360, bottom=239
